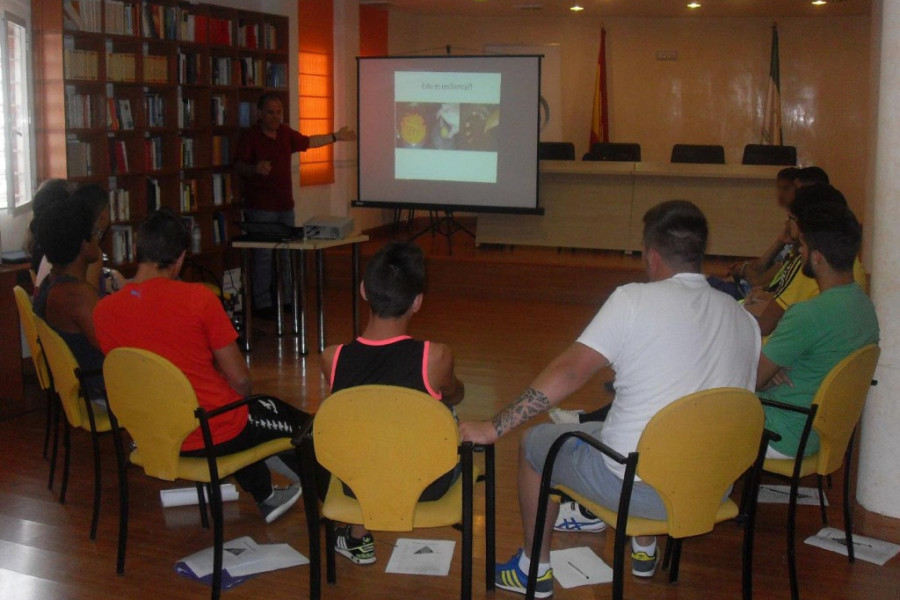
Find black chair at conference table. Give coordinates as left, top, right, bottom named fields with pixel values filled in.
left=583, top=142, right=642, bottom=162
left=671, top=144, right=726, bottom=164
left=538, top=141, right=576, bottom=161
left=742, top=144, right=797, bottom=166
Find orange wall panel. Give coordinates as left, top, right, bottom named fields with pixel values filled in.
left=360, top=5, right=389, bottom=57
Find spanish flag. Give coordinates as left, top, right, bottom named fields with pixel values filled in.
left=590, top=26, right=609, bottom=147
left=762, top=24, right=783, bottom=145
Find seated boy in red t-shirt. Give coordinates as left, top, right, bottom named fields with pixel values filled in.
left=320, top=241, right=465, bottom=565
left=94, top=209, right=309, bottom=524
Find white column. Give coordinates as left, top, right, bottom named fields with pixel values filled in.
left=858, top=0, right=900, bottom=520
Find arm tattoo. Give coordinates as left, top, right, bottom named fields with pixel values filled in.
left=491, top=387, right=552, bottom=438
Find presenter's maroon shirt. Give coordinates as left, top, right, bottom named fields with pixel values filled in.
left=235, top=123, right=310, bottom=211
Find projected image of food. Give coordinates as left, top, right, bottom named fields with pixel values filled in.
left=395, top=102, right=498, bottom=151
left=396, top=103, right=428, bottom=148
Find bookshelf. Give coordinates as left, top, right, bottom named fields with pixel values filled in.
left=36, top=0, right=291, bottom=275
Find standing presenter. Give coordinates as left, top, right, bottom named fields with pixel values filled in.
left=234, top=91, right=356, bottom=318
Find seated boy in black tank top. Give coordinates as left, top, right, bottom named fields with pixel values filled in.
left=320, top=242, right=465, bottom=566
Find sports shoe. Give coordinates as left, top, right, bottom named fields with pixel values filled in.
left=554, top=501, right=607, bottom=533
left=334, top=525, right=377, bottom=565
left=631, top=545, right=658, bottom=578
left=548, top=407, right=584, bottom=425
left=495, top=549, right=554, bottom=598
left=258, top=484, right=302, bottom=524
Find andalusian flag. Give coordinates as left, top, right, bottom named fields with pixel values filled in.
left=762, top=24, right=783, bottom=145
left=590, top=26, right=609, bottom=147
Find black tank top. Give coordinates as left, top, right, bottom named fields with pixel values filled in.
left=330, top=336, right=442, bottom=400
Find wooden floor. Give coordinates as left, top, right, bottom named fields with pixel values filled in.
left=2, top=228, right=898, bottom=600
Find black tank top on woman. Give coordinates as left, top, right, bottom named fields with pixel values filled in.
left=330, top=336, right=442, bottom=400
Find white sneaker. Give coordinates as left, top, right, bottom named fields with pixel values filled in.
left=548, top=408, right=584, bottom=425
left=554, top=501, right=607, bottom=532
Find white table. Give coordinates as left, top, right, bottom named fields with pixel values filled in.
left=231, top=235, right=369, bottom=354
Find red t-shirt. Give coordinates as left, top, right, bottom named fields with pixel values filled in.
left=93, top=278, right=248, bottom=451
left=235, top=123, right=310, bottom=211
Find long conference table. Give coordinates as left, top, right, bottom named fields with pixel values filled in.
left=476, top=161, right=787, bottom=257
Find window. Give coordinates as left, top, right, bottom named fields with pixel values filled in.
left=0, top=12, right=34, bottom=211
left=298, top=0, right=334, bottom=186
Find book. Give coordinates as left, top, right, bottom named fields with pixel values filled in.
left=146, top=137, right=163, bottom=171
left=212, top=211, right=227, bottom=246
left=110, top=225, right=134, bottom=264
left=266, top=62, right=287, bottom=88
left=211, top=95, right=228, bottom=126
left=181, top=138, right=195, bottom=168
left=63, top=47, right=100, bottom=81
left=118, top=99, right=134, bottom=130
left=238, top=102, right=253, bottom=128
left=66, top=139, right=93, bottom=177
left=145, top=93, right=165, bottom=128
left=144, top=54, right=169, bottom=83
left=108, top=188, right=130, bottom=222
left=109, top=139, right=129, bottom=175
left=66, top=91, right=94, bottom=128
left=179, top=98, right=195, bottom=128
left=64, top=0, right=101, bottom=32
left=211, top=136, right=230, bottom=166
left=107, top=53, right=137, bottom=82
left=146, top=178, right=162, bottom=212
left=212, top=173, right=232, bottom=205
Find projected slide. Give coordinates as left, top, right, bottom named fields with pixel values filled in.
left=394, top=71, right=501, bottom=183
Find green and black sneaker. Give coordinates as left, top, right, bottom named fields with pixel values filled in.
left=334, top=525, right=377, bottom=565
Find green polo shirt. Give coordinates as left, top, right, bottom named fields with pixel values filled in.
left=759, top=283, right=879, bottom=457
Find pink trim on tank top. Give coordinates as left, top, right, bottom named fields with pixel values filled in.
left=355, top=335, right=413, bottom=346
left=329, top=344, right=343, bottom=389
left=422, top=341, right=443, bottom=400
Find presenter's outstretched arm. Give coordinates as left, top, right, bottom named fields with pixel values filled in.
left=458, top=342, right=609, bottom=444
left=308, top=126, right=357, bottom=148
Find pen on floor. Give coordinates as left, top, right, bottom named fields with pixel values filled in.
left=568, top=561, right=589, bottom=579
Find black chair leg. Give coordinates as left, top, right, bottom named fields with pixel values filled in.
left=59, top=422, right=72, bottom=504
left=484, top=445, right=496, bottom=592
left=669, top=538, right=684, bottom=583
left=112, top=425, right=129, bottom=574
left=843, top=445, right=856, bottom=563
left=662, top=535, right=674, bottom=570
left=209, top=477, right=224, bottom=600
left=461, top=444, right=474, bottom=600
left=197, top=483, right=210, bottom=529
left=324, top=518, right=337, bottom=584
left=43, top=389, right=54, bottom=459
left=817, top=475, right=828, bottom=525
left=787, top=477, right=801, bottom=600
left=89, top=430, right=102, bottom=540
left=48, top=399, right=60, bottom=490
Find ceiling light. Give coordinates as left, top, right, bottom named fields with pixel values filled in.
left=570, top=4, right=585, bottom=11
left=811, top=0, right=827, bottom=5
left=687, top=2, right=701, bottom=8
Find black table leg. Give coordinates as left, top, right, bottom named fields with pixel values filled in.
left=352, top=243, right=360, bottom=337
left=316, top=249, right=325, bottom=352
left=240, top=248, right=253, bottom=352
left=298, top=249, right=308, bottom=355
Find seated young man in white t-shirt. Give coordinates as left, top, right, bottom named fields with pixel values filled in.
left=459, top=200, right=761, bottom=598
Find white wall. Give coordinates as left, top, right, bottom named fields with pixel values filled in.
left=0, top=0, right=32, bottom=256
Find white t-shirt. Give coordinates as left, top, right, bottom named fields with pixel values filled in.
left=577, top=272, right=761, bottom=478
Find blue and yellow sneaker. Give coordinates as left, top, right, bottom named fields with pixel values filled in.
left=631, top=546, right=658, bottom=578
left=495, top=549, right=554, bottom=598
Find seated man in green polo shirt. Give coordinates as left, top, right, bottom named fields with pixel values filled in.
left=756, top=186, right=879, bottom=458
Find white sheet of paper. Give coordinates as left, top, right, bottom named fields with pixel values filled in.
left=550, top=546, right=613, bottom=589
left=385, top=538, right=456, bottom=576
left=177, top=536, right=308, bottom=578
left=757, top=484, right=829, bottom=506
left=804, top=527, right=900, bottom=566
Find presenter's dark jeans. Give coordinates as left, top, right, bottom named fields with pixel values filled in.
left=245, top=208, right=295, bottom=309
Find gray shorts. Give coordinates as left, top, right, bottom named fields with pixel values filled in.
left=523, top=422, right=668, bottom=521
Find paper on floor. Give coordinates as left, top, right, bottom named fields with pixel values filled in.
left=757, top=484, right=829, bottom=506
left=175, top=536, right=309, bottom=588
left=805, top=527, right=900, bottom=566
left=550, top=546, right=613, bottom=589
left=385, top=538, right=456, bottom=576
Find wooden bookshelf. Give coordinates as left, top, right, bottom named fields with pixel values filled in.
left=34, top=0, right=291, bottom=275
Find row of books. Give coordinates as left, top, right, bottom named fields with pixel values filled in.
left=110, top=225, right=135, bottom=264
left=146, top=137, right=164, bottom=171
left=236, top=58, right=266, bottom=87
left=144, top=55, right=169, bottom=84
left=66, top=92, right=95, bottom=129
left=108, top=188, right=131, bottom=222
left=212, top=173, right=232, bottom=206
left=267, top=63, right=287, bottom=88
left=109, top=139, right=130, bottom=174
left=238, top=101, right=255, bottom=128
left=64, top=0, right=102, bottom=33
left=178, top=97, right=196, bottom=128
left=211, top=136, right=231, bottom=167
left=107, top=52, right=136, bottom=82
left=211, top=95, right=228, bottom=126
left=208, top=17, right=233, bottom=46
left=67, top=139, right=93, bottom=177
left=210, top=57, right=233, bottom=86
left=107, top=98, right=135, bottom=130
left=236, top=21, right=280, bottom=50
left=181, top=180, right=199, bottom=212
left=147, top=178, right=163, bottom=212
left=212, top=211, right=228, bottom=246
left=63, top=48, right=100, bottom=80
left=145, top=93, right=165, bottom=127
left=178, top=52, right=202, bottom=85
left=181, top=138, right=196, bottom=168
left=105, top=1, right=137, bottom=36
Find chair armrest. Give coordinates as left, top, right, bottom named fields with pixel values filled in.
left=75, top=367, right=104, bottom=380
left=552, top=431, right=631, bottom=465
left=460, top=442, right=495, bottom=455
left=291, top=415, right=315, bottom=447
left=199, top=393, right=306, bottom=420
left=763, top=428, right=782, bottom=444
left=759, top=398, right=814, bottom=416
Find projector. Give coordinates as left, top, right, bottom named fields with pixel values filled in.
left=303, top=215, right=355, bottom=240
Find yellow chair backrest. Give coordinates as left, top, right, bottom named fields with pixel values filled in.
left=811, top=344, right=880, bottom=476
left=636, top=388, right=764, bottom=539
left=314, top=385, right=460, bottom=532
left=13, top=286, right=51, bottom=390
left=34, top=316, right=92, bottom=429
left=103, top=348, right=201, bottom=481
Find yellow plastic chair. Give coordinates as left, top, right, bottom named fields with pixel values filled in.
left=309, top=385, right=496, bottom=600
left=102, top=347, right=316, bottom=600
left=528, top=388, right=771, bottom=600
left=761, top=344, right=880, bottom=600
left=33, top=316, right=112, bottom=540
left=13, top=286, right=56, bottom=461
